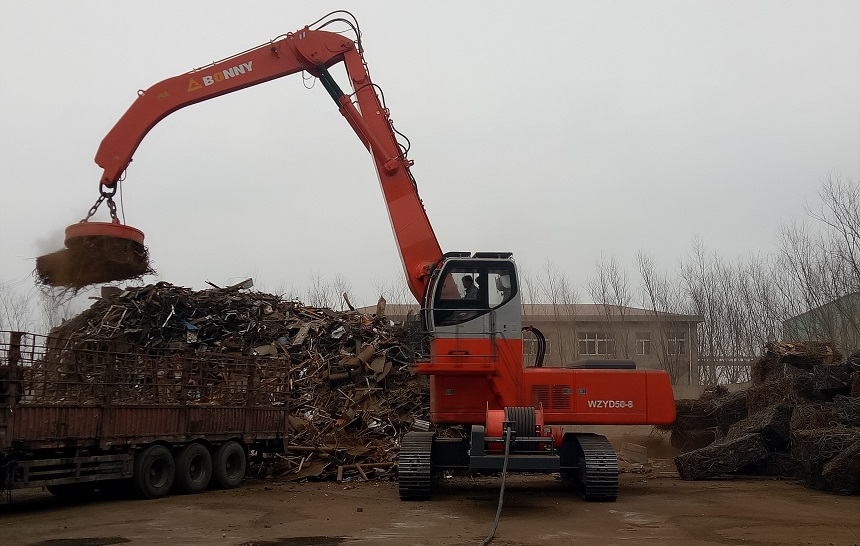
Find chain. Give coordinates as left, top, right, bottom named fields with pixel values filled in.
left=105, top=195, right=118, bottom=221
left=80, top=184, right=119, bottom=222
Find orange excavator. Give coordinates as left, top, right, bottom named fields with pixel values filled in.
left=42, top=12, right=675, bottom=501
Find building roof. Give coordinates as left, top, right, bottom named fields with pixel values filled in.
left=519, top=303, right=700, bottom=322
left=783, top=291, right=860, bottom=325
left=357, top=302, right=701, bottom=323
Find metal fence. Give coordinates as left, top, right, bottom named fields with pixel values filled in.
left=698, top=357, right=754, bottom=386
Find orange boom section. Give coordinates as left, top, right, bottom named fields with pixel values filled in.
left=48, top=23, right=443, bottom=297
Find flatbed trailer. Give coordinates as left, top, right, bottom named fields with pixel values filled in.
left=1, top=331, right=289, bottom=498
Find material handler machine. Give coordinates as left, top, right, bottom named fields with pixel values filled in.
left=41, top=12, right=675, bottom=501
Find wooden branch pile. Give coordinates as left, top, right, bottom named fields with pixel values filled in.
left=751, top=341, right=843, bottom=383
left=665, top=386, right=748, bottom=452
left=671, top=341, right=860, bottom=495
left=674, top=433, right=769, bottom=480
left=38, top=281, right=438, bottom=483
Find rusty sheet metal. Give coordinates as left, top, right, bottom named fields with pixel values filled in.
left=8, top=405, right=287, bottom=450
left=11, top=406, right=101, bottom=442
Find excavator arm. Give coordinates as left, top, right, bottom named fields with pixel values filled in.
left=92, top=26, right=442, bottom=301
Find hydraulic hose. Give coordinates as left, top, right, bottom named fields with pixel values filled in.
left=479, top=427, right=513, bottom=546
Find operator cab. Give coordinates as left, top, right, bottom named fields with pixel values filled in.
left=424, top=252, right=521, bottom=337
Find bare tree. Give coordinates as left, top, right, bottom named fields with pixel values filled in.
left=628, top=176, right=859, bottom=384
left=0, top=281, right=36, bottom=332
left=517, top=266, right=540, bottom=306
left=329, top=274, right=354, bottom=311
left=733, top=257, right=787, bottom=353
left=371, top=274, right=413, bottom=306
left=37, top=287, right=76, bottom=332
left=534, top=261, right=579, bottom=365
left=776, top=176, right=860, bottom=352
left=811, top=174, right=860, bottom=285
left=589, top=255, right=633, bottom=358
left=303, top=272, right=330, bottom=308
left=676, top=243, right=772, bottom=385
left=637, top=252, right=690, bottom=383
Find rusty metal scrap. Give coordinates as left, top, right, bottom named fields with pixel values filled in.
left=671, top=341, right=860, bottom=495
left=822, top=440, right=860, bottom=494
left=37, top=281, right=435, bottom=482
left=726, top=405, right=792, bottom=450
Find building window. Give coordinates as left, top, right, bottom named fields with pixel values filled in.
left=667, top=332, right=686, bottom=355
left=523, top=337, right=552, bottom=356
left=578, top=332, right=614, bottom=356
left=636, top=332, right=651, bottom=356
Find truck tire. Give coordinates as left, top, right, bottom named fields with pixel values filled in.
left=211, top=441, right=246, bottom=489
left=174, top=443, right=212, bottom=494
left=133, top=445, right=175, bottom=499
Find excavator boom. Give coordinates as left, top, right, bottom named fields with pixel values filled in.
left=94, top=31, right=347, bottom=186
left=91, top=27, right=441, bottom=300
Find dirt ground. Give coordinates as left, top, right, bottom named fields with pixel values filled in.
left=1, top=460, right=858, bottom=546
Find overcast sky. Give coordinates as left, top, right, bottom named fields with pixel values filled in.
left=1, top=1, right=859, bottom=313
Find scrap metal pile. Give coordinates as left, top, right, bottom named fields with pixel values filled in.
left=668, top=342, right=860, bottom=494
left=46, top=281, right=435, bottom=483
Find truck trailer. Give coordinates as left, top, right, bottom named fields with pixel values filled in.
left=1, top=330, right=288, bottom=498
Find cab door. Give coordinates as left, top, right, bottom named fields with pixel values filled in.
left=427, top=258, right=520, bottom=339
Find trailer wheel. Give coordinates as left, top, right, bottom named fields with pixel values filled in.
left=174, top=443, right=212, bottom=494
left=211, top=441, right=246, bottom=489
left=133, top=445, right=175, bottom=499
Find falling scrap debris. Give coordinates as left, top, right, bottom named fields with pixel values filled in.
left=668, top=342, right=860, bottom=494
left=36, top=234, right=153, bottom=289
left=44, top=281, right=433, bottom=483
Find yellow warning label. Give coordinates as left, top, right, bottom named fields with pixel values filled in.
left=187, top=78, right=202, bottom=92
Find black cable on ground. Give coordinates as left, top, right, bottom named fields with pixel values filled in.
left=479, top=427, right=512, bottom=546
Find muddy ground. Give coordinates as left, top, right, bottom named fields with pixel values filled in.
left=1, top=461, right=858, bottom=546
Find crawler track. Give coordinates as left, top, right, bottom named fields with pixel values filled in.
left=398, top=431, right=434, bottom=500
left=575, top=433, right=619, bottom=501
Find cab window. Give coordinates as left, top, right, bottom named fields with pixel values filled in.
left=432, top=262, right=516, bottom=326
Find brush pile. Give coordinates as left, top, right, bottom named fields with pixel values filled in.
left=669, top=342, right=860, bottom=494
